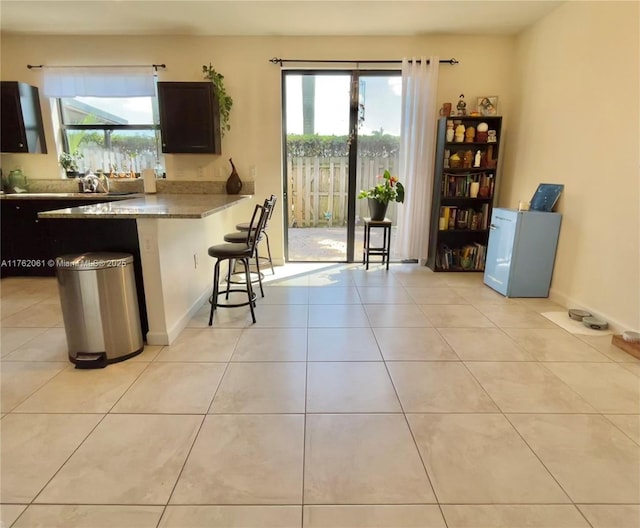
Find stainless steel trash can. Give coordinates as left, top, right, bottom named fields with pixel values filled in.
left=56, top=252, right=144, bottom=368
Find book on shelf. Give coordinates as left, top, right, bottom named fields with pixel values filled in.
left=442, top=171, right=495, bottom=198
left=478, top=173, right=495, bottom=198
left=439, top=206, right=449, bottom=230
left=481, top=203, right=489, bottom=229
left=473, top=242, right=487, bottom=270
left=448, top=207, right=457, bottom=229
left=439, top=206, right=488, bottom=231
left=436, top=242, right=487, bottom=271
left=457, top=209, right=468, bottom=229
left=470, top=211, right=480, bottom=230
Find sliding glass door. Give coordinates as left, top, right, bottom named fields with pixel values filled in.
left=283, top=70, right=400, bottom=262
left=353, top=74, right=402, bottom=262
left=284, top=72, right=351, bottom=261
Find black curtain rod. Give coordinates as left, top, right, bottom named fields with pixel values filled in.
left=269, top=57, right=458, bottom=66
left=27, top=63, right=167, bottom=71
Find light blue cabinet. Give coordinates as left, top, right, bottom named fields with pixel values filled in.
left=483, top=208, right=562, bottom=297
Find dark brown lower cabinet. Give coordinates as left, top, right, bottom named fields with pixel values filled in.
left=1, top=198, right=148, bottom=334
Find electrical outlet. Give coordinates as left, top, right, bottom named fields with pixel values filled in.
left=176, top=168, right=185, bottom=179
left=197, top=166, right=205, bottom=179
left=250, top=165, right=257, bottom=179
left=143, top=237, right=152, bottom=252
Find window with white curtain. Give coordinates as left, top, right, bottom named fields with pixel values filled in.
left=44, top=66, right=162, bottom=176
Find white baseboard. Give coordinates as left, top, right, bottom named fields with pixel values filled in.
left=145, top=289, right=209, bottom=346
left=145, top=331, right=169, bottom=346
left=166, top=289, right=210, bottom=344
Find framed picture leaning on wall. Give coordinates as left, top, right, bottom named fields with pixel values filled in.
left=477, top=96, right=498, bottom=116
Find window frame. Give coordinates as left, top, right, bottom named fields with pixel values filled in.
left=57, top=97, right=162, bottom=174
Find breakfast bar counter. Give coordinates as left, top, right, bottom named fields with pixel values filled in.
left=38, top=193, right=249, bottom=219
left=1, top=192, right=144, bottom=200
left=38, top=193, right=254, bottom=345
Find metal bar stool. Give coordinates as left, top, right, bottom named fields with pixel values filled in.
left=208, top=201, right=270, bottom=325
left=362, top=217, right=392, bottom=270
left=223, top=195, right=276, bottom=288
left=233, top=194, right=277, bottom=275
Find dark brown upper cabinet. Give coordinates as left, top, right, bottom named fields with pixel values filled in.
left=157, top=82, right=221, bottom=154
left=1, top=81, right=48, bottom=154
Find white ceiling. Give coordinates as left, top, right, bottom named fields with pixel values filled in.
left=1, top=0, right=562, bottom=37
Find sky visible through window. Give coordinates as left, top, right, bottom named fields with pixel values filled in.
left=73, top=96, right=154, bottom=124
left=286, top=75, right=401, bottom=136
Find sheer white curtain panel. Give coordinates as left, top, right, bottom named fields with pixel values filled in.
left=395, top=56, right=439, bottom=262
left=42, top=66, right=156, bottom=98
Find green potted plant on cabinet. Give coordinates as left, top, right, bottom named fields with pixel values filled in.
left=202, top=63, right=233, bottom=137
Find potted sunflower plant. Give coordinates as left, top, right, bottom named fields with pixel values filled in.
left=357, top=169, right=405, bottom=221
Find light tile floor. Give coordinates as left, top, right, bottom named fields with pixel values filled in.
left=1, top=264, right=639, bottom=528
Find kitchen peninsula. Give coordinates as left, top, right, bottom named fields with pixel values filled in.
left=39, top=193, right=252, bottom=345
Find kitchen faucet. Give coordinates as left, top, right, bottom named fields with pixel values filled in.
left=81, top=172, right=109, bottom=193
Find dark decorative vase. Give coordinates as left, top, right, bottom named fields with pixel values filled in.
left=226, top=158, right=242, bottom=195
left=368, top=198, right=388, bottom=221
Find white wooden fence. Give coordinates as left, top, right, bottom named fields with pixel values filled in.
left=75, top=145, right=157, bottom=174
left=287, top=156, right=400, bottom=227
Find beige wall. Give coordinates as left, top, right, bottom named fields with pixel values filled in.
left=138, top=197, right=253, bottom=345
left=4, top=13, right=636, bottom=331
left=1, top=33, right=517, bottom=265
left=500, top=1, right=639, bottom=331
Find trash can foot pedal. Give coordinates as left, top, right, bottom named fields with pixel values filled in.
left=72, top=352, right=108, bottom=369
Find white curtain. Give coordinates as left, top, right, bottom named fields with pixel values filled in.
left=395, top=57, right=439, bottom=262
left=43, top=66, right=155, bottom=97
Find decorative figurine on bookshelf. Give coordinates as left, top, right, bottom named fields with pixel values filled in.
left=487, top=130, right=497, bottom=143
left=446, top=120, right=454, bottom=142
left=454, top=122, right=465, bottom=142
left=456, top=94, right=467, bottom=116
left=474, top=150, right=482, bottom=168
left=465, top=126, right=476, bottom=143
left=444, top=149, right=450, bottom=168
left=463, top=150, right=473, bottom=168
left=476, top=122, right=489, bottom=142
left=439, top=102, right=452, bottom=117
left=449, top=152, right=461, bottom=168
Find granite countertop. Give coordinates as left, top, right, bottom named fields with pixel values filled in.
left=38, top=194, right=250, bottom=219
left=1, top=192, right=143, bottom=200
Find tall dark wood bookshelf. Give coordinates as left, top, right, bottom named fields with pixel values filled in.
left=426, top=116, right=502, bottom=272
